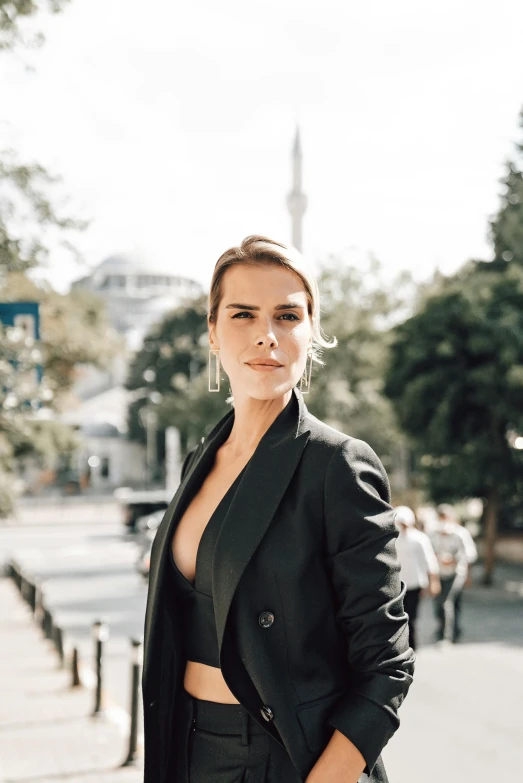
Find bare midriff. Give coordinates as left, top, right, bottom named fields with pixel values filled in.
left=183, top=661, right=239, bottom=703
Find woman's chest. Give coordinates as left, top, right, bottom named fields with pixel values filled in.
left=170, top=466, right=246, bottom=585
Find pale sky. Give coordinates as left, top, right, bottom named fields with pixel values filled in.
left=2, top=0, right=523, bottom=292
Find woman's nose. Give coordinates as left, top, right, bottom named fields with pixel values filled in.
left=256, top=335, right=277, bottom=347
left=255, top=325, right=278, bottom=348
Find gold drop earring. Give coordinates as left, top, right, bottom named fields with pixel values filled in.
left=208, top=349, right=220, bottom=392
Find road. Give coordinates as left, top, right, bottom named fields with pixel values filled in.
left=2, top=501, right=523, bottom=782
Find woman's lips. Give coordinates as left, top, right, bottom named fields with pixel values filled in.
left=246, top=362, right=284, bottom=372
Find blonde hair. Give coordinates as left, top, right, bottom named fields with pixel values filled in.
left=208, top=235, right=337, bottom=364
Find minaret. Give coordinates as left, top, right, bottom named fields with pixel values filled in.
left=287, top=126, right=308, bottom=252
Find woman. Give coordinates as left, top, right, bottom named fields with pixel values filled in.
left=142, top=235, right=415, bottom=783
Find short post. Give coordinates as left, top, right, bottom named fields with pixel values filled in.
left=71, top=647, right=81, bottom=688
left=121, top=637, right=143, bottom=767
left=28, top=581, right=37, bottom=613
left=34, top=586, right=44, bottom=626
left=91, top=620, right=109, bottom=717
left=53, top=625, right=65, bottom=667
left=20, top=573, right=28, bottom=602
left=44, top=608, right=53, bottom=640
left=12, top=562, right=21, bottom=591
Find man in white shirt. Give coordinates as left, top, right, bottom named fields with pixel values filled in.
left=436, top=504, right=478, bottom=641
left=394, top=506, right=440, bottom=650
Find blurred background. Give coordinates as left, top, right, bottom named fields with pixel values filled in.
left=1, top=2, right=522, bottom=782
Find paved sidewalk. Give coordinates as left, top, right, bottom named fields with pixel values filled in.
left=0, top=578, right=143, bottom=783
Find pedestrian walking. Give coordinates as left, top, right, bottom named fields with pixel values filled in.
left=142, top=236, right=415, bottom=783
left=429, top=511, right=468, bottom=643
left=394, top=506, right=441, bottom=650
left=436, top=504, right=478, bottom=641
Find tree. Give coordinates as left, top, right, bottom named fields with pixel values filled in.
left=0, top=1, right=69, bottom=51
left=0, top=150, right=85, bottom=277
left=308, top=255, right=415, bottom=481
left=0, top=271, right=119, bottom=514
left=385, top=260, right=523, bottom=584
left=490, top=106, right=523, bottom=265
left=126, top=296, right=230, bottom=465
left=0, top=0, right=115, bottom=515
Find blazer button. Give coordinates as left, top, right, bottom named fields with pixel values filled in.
left=260, top=704, right=274, bottom=721
left=258, top=611, right=275, bottom=628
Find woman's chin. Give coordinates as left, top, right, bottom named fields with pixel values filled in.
left=232, top=374, right=296, bottom=401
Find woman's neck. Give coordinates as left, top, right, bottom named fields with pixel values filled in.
left=222, top=389, right=293, bottom=459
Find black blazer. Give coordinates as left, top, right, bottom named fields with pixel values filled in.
left=142, top=388, right=415, bottom=783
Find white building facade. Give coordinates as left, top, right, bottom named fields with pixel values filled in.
left=62, top=252, right=202, bottom=492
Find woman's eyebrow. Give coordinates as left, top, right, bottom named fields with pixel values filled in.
left=274, top=303, right=304, bottom=311
left=225, top=303, right=259, bottom=310
left=225, top=302, right=304, bottom=311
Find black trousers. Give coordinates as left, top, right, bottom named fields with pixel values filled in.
left=172, top=689, right=302, bottom=782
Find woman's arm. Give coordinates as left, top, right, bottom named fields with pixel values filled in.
left=318, top=438, right=415, bottom=780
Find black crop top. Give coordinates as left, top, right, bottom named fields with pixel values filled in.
left=169, top=468, right=245, bottom=668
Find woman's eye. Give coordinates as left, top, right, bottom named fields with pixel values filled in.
left=231, top=311, right=253, bottom=319
left=278, top=313, right=300, bottom=321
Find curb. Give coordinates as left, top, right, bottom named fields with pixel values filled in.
left=4, top=559, right=144, bottom=758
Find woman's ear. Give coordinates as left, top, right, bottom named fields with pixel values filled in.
left=208, top=321, right=219, bottom=351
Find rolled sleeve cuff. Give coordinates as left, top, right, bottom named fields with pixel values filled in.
left=327, top=692, right=398, bottom=776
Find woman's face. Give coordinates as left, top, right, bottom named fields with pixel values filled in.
left=209, top=263, right=313, bottom=401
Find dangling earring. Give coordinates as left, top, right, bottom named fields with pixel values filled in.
left=300, top=351, right=313, bottom=394
left=208, top=349, right=220, bottom=392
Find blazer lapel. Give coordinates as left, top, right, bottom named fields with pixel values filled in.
left=143, top=408, right=235, bottom=683
left=213, top=388, right=310, bottom=658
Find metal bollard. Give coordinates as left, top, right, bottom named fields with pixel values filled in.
left=11, top=562, right=21, bottom=591
left=53, top=625, right=65, bottom=667
left=20, top=573, right=28, bottom=602
left=71, top=647, right=81, bottom=688
left=91, top=620, right=109, bottom=717
left=15, top=564, right=22, bottom=592
left=121, top=637, right=143, bottom=767
left=34, top=586, right=44, bottom=626
left=28, top=582, right=37, bottom=613
left=43, top=608, right=53, bottom=640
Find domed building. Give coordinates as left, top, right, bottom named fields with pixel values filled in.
left=73, top=251, right=202, bottom=348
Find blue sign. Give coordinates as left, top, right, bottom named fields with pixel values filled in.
left=0, top=301, right=42, bottom=388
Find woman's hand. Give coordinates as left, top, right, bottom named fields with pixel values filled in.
left=305, top=729, right=366, bottom=783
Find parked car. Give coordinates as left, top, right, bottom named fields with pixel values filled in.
left=115, top=488, right=170, bottom=533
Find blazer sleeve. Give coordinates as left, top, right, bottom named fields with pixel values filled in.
left=323, top=437, right=415, bottom=776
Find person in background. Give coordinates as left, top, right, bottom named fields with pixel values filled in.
left=436, top=504, right=478, bottom=641
left=394, top=506, right=441, bottom=650
left=429, top=511, right=468, bottom=643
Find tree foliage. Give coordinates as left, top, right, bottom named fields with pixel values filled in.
left=0, top=271, right=119, bottom=515
left=0, top=150, right=86, bottom=275
left=0, top=0, right=95, bottom=516
left=308, top=256, right=414, bottom=472
left=126, top=296, right=230, bottom=457
left=490, top=108, right=523, bottom=265
left=385, top=260, right=523, bottom=505
left=0, top=0, right=69, bottom=50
